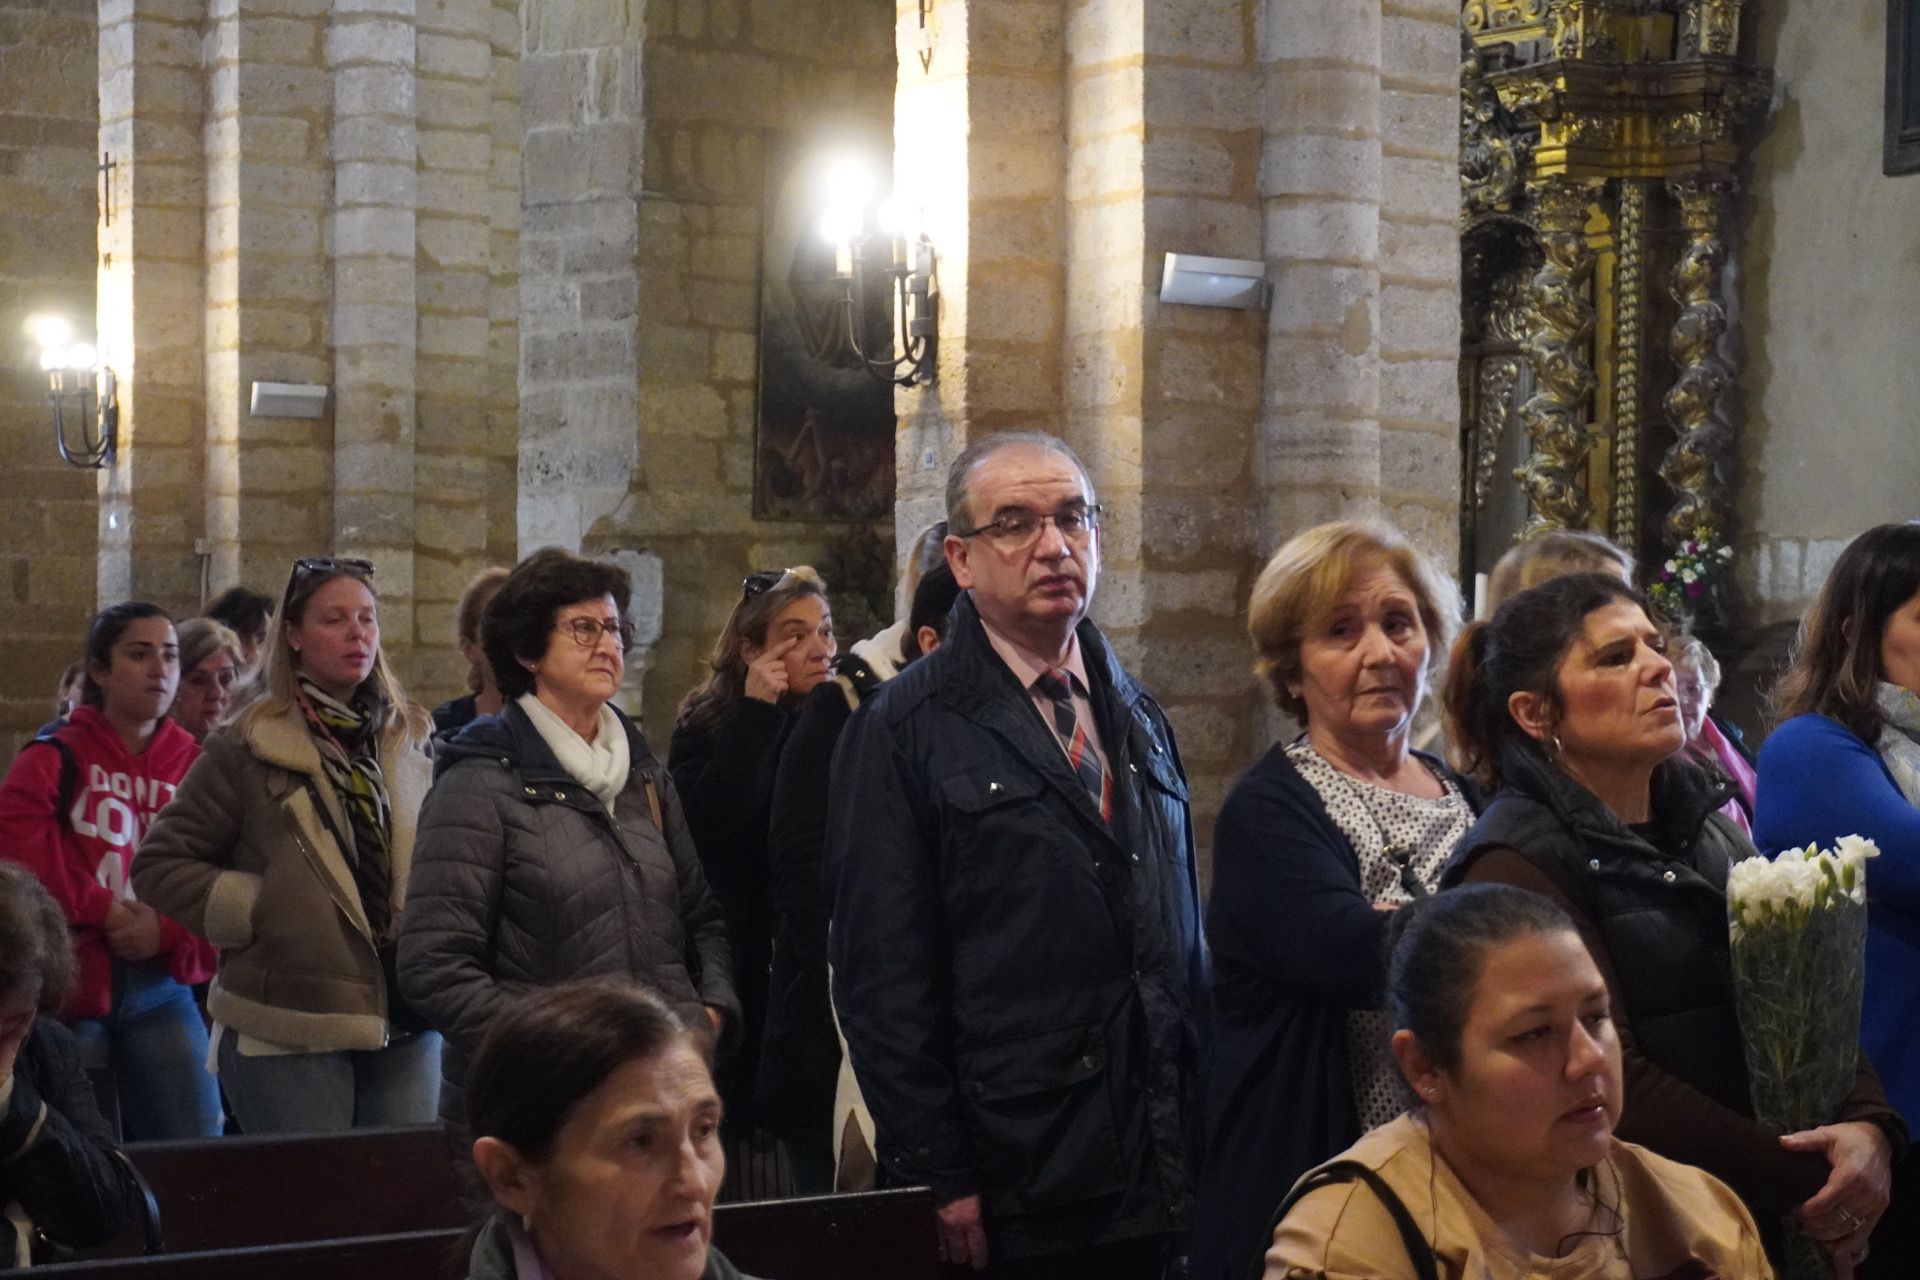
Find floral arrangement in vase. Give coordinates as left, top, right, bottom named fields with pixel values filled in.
left=1649, top=528, right=1735, bottom=626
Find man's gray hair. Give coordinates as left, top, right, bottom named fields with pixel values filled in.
left=944, top=431, right=1095, bottom=532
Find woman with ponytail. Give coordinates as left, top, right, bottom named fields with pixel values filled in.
left=1439, top=572, right=1900, bottom=1269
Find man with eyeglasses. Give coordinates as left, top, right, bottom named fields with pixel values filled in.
left=828, top=433, right=1205, bottom=1278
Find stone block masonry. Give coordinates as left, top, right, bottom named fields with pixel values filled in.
left=0, top=0, right=99, bottom=758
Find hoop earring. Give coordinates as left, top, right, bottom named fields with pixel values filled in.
left=1550, top=732, right=1564, bottom=761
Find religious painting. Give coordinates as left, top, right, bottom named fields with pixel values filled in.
left=1890, top=0, right=1920, bottom=174
left=754, top=141, right=896, bottom=522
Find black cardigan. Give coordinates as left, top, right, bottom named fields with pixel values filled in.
left=1189, top=742, right=1477, bottom=1280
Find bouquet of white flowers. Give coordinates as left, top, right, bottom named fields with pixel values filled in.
left=1726, top=835, right=1878, bottom=1279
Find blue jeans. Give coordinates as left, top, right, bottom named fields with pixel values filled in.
left=217, top=1028, right=441, bottom=1135
left=71, top=959, right=223, bottom=1140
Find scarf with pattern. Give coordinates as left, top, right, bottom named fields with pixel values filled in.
left=296, top=678, right=394, bottom=942
left=1874, top=682, right=1920, bottom=810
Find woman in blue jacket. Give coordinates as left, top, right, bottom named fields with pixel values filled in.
left=1756, top=520, right=1920, bottom=1275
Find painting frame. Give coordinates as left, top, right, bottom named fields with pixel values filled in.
left=1889, top=0, right=1920, bottom=175
left=752, top=137, right=897, bottom=523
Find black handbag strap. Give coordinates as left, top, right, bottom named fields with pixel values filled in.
left=1252, top=1158, right=1440, bottom=1280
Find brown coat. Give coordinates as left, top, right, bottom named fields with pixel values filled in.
left=133, top=700, right=430, bottom=1052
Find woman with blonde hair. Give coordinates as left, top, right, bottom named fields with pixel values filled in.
left=669, top=568, right=835, bottom=1153
left=1193, top=520, right=1477, bottom=1280
left=171, top=617, right=244, bottom=743
left=1485, top=528, right=1635, bottom=615
left=135, top=557, right=439, bottom=1134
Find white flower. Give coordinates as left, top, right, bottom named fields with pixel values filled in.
left=1681, top=568, right=1698, bottom=584
left=1665, top=559, right=1679, bottom=574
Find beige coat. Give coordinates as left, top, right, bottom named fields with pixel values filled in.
left=133, top=700, right=430, bottom=1052
left=1266, top=1113, right=1774, bottom=1280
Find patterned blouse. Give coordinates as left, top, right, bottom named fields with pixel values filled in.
left=1285, top=739, right=1475, bottom=1131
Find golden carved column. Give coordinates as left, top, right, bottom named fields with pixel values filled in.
left=1515, top=177, right=1599, bottom=535
left=1659, top=177, right=1735, bottom=544
left=1610, top=181, right=1646, bottom=545
left=1677, top=0, right=1745, bottom=58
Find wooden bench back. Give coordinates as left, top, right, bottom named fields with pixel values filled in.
left=89, top=1124, right=464, bottom=1258
left=34, top=1186, right=939, bottom=1280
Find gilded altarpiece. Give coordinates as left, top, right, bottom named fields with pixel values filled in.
left=1458, top=0, right=1771, bottom=622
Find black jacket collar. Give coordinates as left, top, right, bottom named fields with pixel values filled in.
left=1492, top=734, right=1735, bottom=861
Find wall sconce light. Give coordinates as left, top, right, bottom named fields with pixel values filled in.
left=28, top=314, right=117, bottom=468
left=818, top=158, right=937, bottom=387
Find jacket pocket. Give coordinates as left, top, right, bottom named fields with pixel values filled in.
left=942, top=766, right=1046, bottom=815
left=202, top=870, right=262, bottom=949
left=958, top=1021, right=1126, bottom=1216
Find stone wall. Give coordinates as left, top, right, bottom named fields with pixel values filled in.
left=92, top=0, right=518, bottom=718
left=0, top=0, right=98, bottom=756
left=887, top=0, right=1461, bottom=861
left=1734, top=2, right=1920, bottom=625
left=1256, top=0, right=1461, bottom=555
left=578, top=0, right=897, bottom=724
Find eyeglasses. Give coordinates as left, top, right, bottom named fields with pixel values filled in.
left=742, top=569, right=792, bottom=600
left=954, top=504, right=1102, bottom=549
left=559, top=616, right=636, bottom=650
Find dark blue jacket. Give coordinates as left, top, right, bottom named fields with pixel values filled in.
left=1191, top=743, right=1475, bottom=1280
left=1755, top=713, right=1920, bottom=1126
left=826, top=592, right=1207, bottom=1260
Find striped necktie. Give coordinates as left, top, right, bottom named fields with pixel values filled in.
left=1035, top=667, right=1112, bottom=823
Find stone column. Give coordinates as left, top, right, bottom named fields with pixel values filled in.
left=515, top=0, right=644, bottom=553
left=96, top=0, right=203, bottom=608
left=411, top=0, right=500, bottom=680
left=202, top=0, right=334, bottom=592
left=1255, top=0, right=1460, bottom=552
left=327, top=0, right=418, bottom=621
left=0, top=0, right=101, bottom=749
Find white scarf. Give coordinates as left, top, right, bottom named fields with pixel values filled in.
left=1875, top=683, right=1920, bottom=808
left=516, top=693, right=629, bottom=814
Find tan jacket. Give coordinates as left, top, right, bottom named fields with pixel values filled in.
left=133, top=700, right=430, bottom=1052
left=1266, top=1113, right=1774, bottom=1280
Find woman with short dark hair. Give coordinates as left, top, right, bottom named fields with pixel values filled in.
left=0, top=864, right=144, bottom=1265
left=1443, top=572, right=1901, bottom=1268
left=400, top=547, right=737, bottom=1147
left=0, top=601, right=220, bottom=1139
left=464, top=982, right=762, bottom=1280
left=1757, top=521, right=1920, bottom=1273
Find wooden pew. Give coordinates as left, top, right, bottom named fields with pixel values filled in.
left=25, top=1186, right=940, bottom=1280
left=714, top=1186, right=939, bottom=1280
left=84, top=1124, right=465, bottom=1259
left=24, top=1228, right=465, bottom=1280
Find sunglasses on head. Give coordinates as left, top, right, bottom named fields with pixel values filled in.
left=742, top=569, right=791, bottom=600
left=283, top=557, right=377, bottom=607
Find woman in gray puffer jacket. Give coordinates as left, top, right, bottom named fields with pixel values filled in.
left=398, top=548, right=738, bottom=1139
